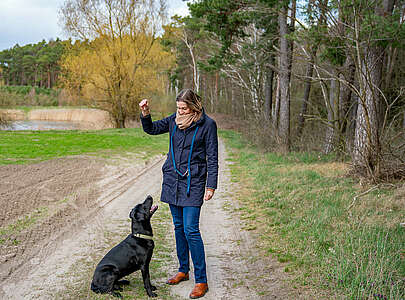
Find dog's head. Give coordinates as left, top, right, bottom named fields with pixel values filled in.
left=129, top=195, right=158, bottom=234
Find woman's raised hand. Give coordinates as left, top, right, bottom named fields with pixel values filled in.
left=139, top=99, right=150, bottom=116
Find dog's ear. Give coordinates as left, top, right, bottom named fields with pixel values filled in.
left=129, top=207, right=136, bottom=219
left=130, top=205, right=147, bottom=221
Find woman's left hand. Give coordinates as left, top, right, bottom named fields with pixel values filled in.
left=204, top=188, right=215, bottom=201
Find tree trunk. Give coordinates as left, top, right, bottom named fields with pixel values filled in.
left=339, top=55, right=355, bottom=135
left=297, top=52, right=315, bottom=138
left=47, top=66, right=51, bottom=89
left=353, top=48, right=382, bottom=176
left=214, top=71, right=219, bottom=113
left=346, top=94, right=358, bottom=154
left=324, top=74, right=338, bottom=153
left=278, top=6, right=291, bottom=152
left=115, top=103, right=126, bottom=128
left=264, top=63, right=274, bottom=121
left=189, top=46, right=198, bottom=93
left=231, top=81, right=236, bottom=115
left=272, top=74, right=280, bottom=129
left=114, top=80, right=126, bottom=128
left=242, top=91, right=247, bottom=120
left=352, top=0, right=394, bottom=178
left=210, top=76, right=214, bottom=112
left=383, top=46, right=397, bottom=91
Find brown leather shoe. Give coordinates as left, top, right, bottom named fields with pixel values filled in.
left=189, top=283, right=209, bottom=299
left=166, top=272, right=189, bottom=285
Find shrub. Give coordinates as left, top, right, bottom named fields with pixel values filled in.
left=0, top=86, right=60, bottom=107
left=0, top=111, right=9, bottom=128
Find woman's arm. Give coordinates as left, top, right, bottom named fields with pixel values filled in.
left=139, top=99, right=170, bottom=135
left=140, top=114, right=171, bottom=135
left=205, top=119, right=219, bottom=200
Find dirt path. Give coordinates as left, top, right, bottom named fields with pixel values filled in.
left=1, top=140, right=291, bottom=299
left=170, top=140, right=291, bottom=300
left=169, top=141, right=260, bottom=299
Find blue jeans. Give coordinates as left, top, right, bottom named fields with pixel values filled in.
left=169, top=204, right=207, bottom=283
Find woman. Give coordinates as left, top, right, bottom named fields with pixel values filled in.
left=139, top=89, right=218, bottom=299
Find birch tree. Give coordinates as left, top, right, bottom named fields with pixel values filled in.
left=352, top=0, right=396, bottom=178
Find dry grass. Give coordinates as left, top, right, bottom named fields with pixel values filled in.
left=0, top=111, right=9, bottom=127
left=221, top=129, right=405, bottom=300
left=278, top=162, right=348, bottom=177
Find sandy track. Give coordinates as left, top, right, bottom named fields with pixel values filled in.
left=169, top=140, right=258, bottom=299
left=1, top=140, right=292, bottom=299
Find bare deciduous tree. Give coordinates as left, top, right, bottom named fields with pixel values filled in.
left=59, top=0, right=168, bottom=128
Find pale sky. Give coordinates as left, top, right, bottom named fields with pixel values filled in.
left=0, top=0, right=190, bottom=51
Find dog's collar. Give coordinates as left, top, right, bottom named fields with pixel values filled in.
left=132, top=233, right=153, bottom=240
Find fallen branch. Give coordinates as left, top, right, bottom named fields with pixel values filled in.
left=347, top=185, right=380, bottom=210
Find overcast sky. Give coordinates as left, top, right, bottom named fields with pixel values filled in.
left=0, top=0, right=189, bottom=51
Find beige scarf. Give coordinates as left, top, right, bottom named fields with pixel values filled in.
left=175, top=111, right=202, bottom=130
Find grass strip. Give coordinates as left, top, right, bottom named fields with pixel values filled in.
left=0, top=128, right=169, bottom=165
left=220, top=130, right=405, bottom=300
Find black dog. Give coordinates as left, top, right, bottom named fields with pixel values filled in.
left=91, top=195, right=158, bottom=298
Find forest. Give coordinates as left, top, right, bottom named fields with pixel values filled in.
left=0, top=39, right=66, bottom=88
left=166, top=0, right=405, bottom=183
left=0, top=0, right=404, bottom=182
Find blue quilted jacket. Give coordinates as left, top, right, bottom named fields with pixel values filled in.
left=140, top=110, right=218, bottom=207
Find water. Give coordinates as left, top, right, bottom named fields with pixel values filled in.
left=1, top=120, right=82, bottom=131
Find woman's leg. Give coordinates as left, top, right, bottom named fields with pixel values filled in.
left=169, top=204, right=190, bottom=274
left=183, top=206, right=207, bottom=283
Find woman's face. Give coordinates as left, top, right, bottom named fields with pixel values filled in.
left=177, top=101, right=192, bottom=115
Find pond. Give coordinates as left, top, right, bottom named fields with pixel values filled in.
left=1, top=120, right=82, bottom=131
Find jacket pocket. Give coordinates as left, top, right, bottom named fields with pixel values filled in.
left=190, top=163, right=207, bottom=182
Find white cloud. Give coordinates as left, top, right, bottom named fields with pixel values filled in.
left=0, top=0, right=66, bottom=50
left=0, top=0, right=189, bottom=51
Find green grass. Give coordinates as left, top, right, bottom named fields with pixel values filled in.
left=220, top=130, right=405, bottom=300
left=52, top=198, right=176, bottom=300
left=0, top=128, right=169, bottom=164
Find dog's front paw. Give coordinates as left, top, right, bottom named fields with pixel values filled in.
left=151, top=285, right=157, bottom=291
left=111, top=291, right=123, bottom=298
left=147, top=291, right=157, bottom=297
